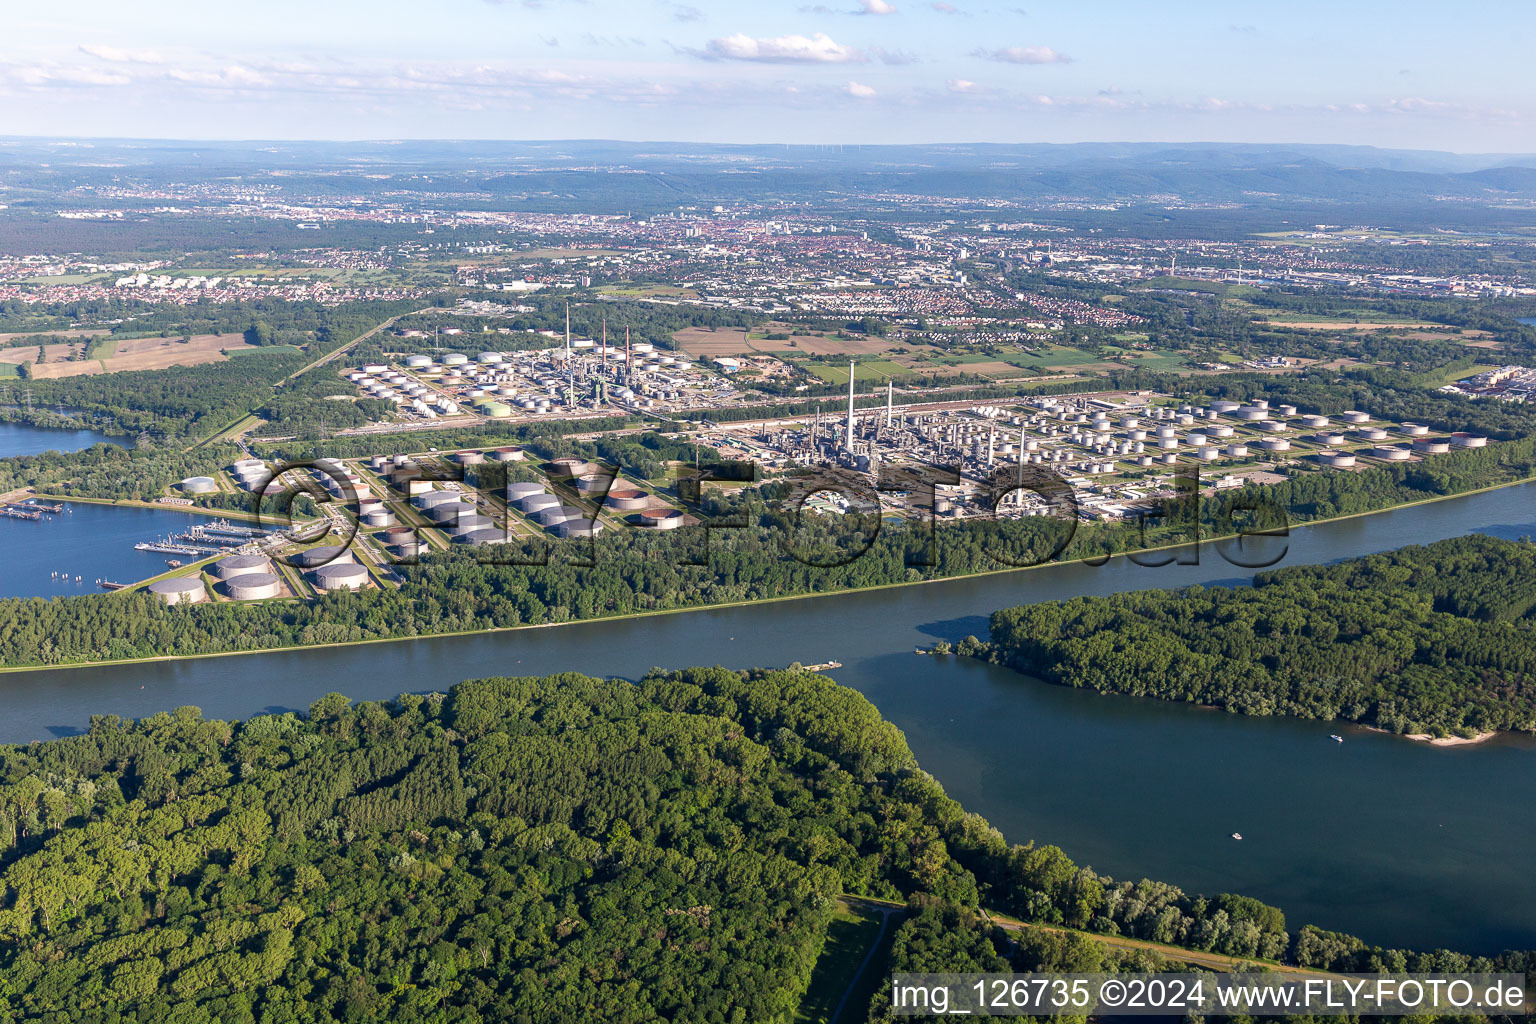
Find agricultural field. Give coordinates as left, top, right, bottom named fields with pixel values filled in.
left=10, top=332, right=263, bottom=378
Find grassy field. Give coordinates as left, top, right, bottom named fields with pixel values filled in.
left=0, top=362, right=17, bottom=378
left=794, top=901, right=890, bottom=1024
left=806, top=359, right=917, bottom=385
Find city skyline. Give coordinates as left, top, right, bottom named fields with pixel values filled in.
left=1, top=0, right=1533, bottom=151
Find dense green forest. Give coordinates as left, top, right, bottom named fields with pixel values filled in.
left=0, top=668, right=1527, bottom=1021
left=988, top=534, right=1536, bottom=738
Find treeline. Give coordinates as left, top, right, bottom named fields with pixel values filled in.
left=988, top=534, right=1536, bottom=738
left=0, top=668, right=1528, bottom=1022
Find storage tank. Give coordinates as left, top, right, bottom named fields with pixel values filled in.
left=226, top=572, right=282, bottom=600
left=414, top=490, right=457, bottom=510
left=517, top=493, right=561, bottom=515
left=536, top=505, right=584, bottom=527
left=549, top=456, right=592, bottom=476
left=450, top=514, right=494, bottom=536
left=491, top=447, right=526, bottom=462
left=442, top=353, right=469, bottom=366
left=1450, top=432, right=1488, bottom=448
left=555, top=520, right=604, bottom=539
left=453, top=528, right=507, bottom=547
left=148, top=576, right=207, bottom=606
left=455, top=450, right=486, bottom=466
left=1315, top=432, right=1347, bottom=446
left=1317, top=451, right=1357, bottom=468
left=309, top=563, right=369, bottom=591
left=1300, top=414, right=1330, bottom=428
left=1256, top=438, right=1291, bottom=452
left=636, top=508, right=685, bottom=530
left=404, top=354, right=433, bottom=368
left=1340, top=410, right=1370, bottom=423
left=213, top=553, right=269, bottom=581
left=362, top=509, right=396, bottom=527
left=179, top=476, right=217, bottom=494
left=1398, top=422, right=1430, bottom=436
left=573, top=474, right=609, bottom=494
left=606, top=488, right=650, bottom=511
left=505, top=482, right=545, bottom=502
left=292, top=545, right=353, bottom=568
left=424, top=501, right=476, bottom=524
left=1374, top=445, right=1412, bottom=461
left=1355, top=426, right=1387, bottom=440
left=1225, top=444, right=1249, bottom=457
left=1413, top=439, right=1451, bottom=454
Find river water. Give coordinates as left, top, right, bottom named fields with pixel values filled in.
left=3, top=483, right=1536, bottom=954
left=0, top=502, right=224, bottom=599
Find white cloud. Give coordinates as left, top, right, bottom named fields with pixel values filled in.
left=976, top=45, right=1072, bottom=65
left=77, top=44, right=165, bottom=65
left=845, top=80, right=877, bottom=97
left=855, top=0, right=897, bottom=13
left=947, top=78, right=983, bottom=93
left=702, top=32, right=865, bottom=63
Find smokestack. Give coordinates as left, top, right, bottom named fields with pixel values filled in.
left=988, top=423, right=996, bottom=467
left=886, top=381, right=893, bottom=428
left=845, top=361, right=856, bottom=452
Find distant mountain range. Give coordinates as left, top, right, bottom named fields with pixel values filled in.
left=2, top=138, right=1535, bottom=210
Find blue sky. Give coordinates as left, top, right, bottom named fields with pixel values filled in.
left=3, top=0, right=1532, bottom=150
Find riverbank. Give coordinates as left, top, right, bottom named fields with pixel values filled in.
left=2, top=473, right=1534, bottom=677
left=1362, top=725, right=1501, bottom=747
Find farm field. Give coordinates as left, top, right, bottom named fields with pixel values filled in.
left=8, top=333, right=264, bottom=378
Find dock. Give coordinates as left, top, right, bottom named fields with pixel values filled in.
left=802, top=660, right=843, bottom=672
left=0, top=506, right=41, bottom=521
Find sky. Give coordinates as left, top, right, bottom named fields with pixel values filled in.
left=2, top=0, right=1533, bottom=152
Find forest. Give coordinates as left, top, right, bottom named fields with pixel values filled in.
left=0, top=667, right=1527, bottom=1022
left=988, top=534, right=1536, bottom=738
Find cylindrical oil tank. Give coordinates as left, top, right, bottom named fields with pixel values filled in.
left=455, top=450, right=486, bottom=465
left=1413, top=439, right=1451, bottom=454
left=309, top=563, right=369, bottom=591
left=549, top=456, right=592, bottom=476
left=450, top=514, right=494, bottom=536
left=1398, top=422, right=1430, bottom=436
left=453, top=528, right=506, bottom=546
left=226, top=572, right=282, bottom=600
left=1451, top=432, right=1488, bottom=448
left=1374, top=445, right=1411, bottom=461
left=555, top=520, right=603, bottom=539
left=425, top=501, right=476, bottom=524
left=292, top=545, right=353, bottom=568
left=517, top=493, right=560, bottom=515
left=362, top=509, right=396, bottom=527
left=414, top=490, right=458, bottom=510
left=536, top=505, right=583, bottom=527
left=1317, top=451, right=1357, bottom=468
left=606, top=488, right=650, bottom=510
left=506, top=482, right=544, bottom=502
left=573, top=474, right=609, bottom=494
left=492, top=447, right=525, bottom=462
left=148, top=576, right=207, bottom=605
left=179, top=476, right=217, bottom=494
left=636, top=508, right=685, bottom=530
left=213, top=553, right=269, bottom=580
left=1340, top=410, right=1370, bottom=423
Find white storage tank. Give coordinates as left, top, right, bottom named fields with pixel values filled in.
left=1450, top=432, right=1488, bottom=448
left=226, top=573, right=282, bottom=600
left=309, top=563, right=369, bottom=591
left=148, top=576, right=207, bottom=606
left=1340, top=410, right=1370, bottom=423
left=1374, top=445, right=1412, bottom=461
left=213, top=553, right=269, bottom=581
left=1398, top=422, right=1430, bottom=436
left=179, top=476, right=217, bottom=495
left=1317, top=451, right=1357, bottom=468
left=1225, top=444, right=1249, bottom=457
left=1413, top=439, right=1451, bottom=454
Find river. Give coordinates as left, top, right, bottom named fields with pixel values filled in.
left=2, top=483, right=1535, bottom=954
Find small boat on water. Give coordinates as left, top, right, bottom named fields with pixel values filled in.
left=166, top=559, right=183, bottom=568
left=1231, top=833, right=1243, bottom=841
left=1330, top=734, right=1344, bottom=743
